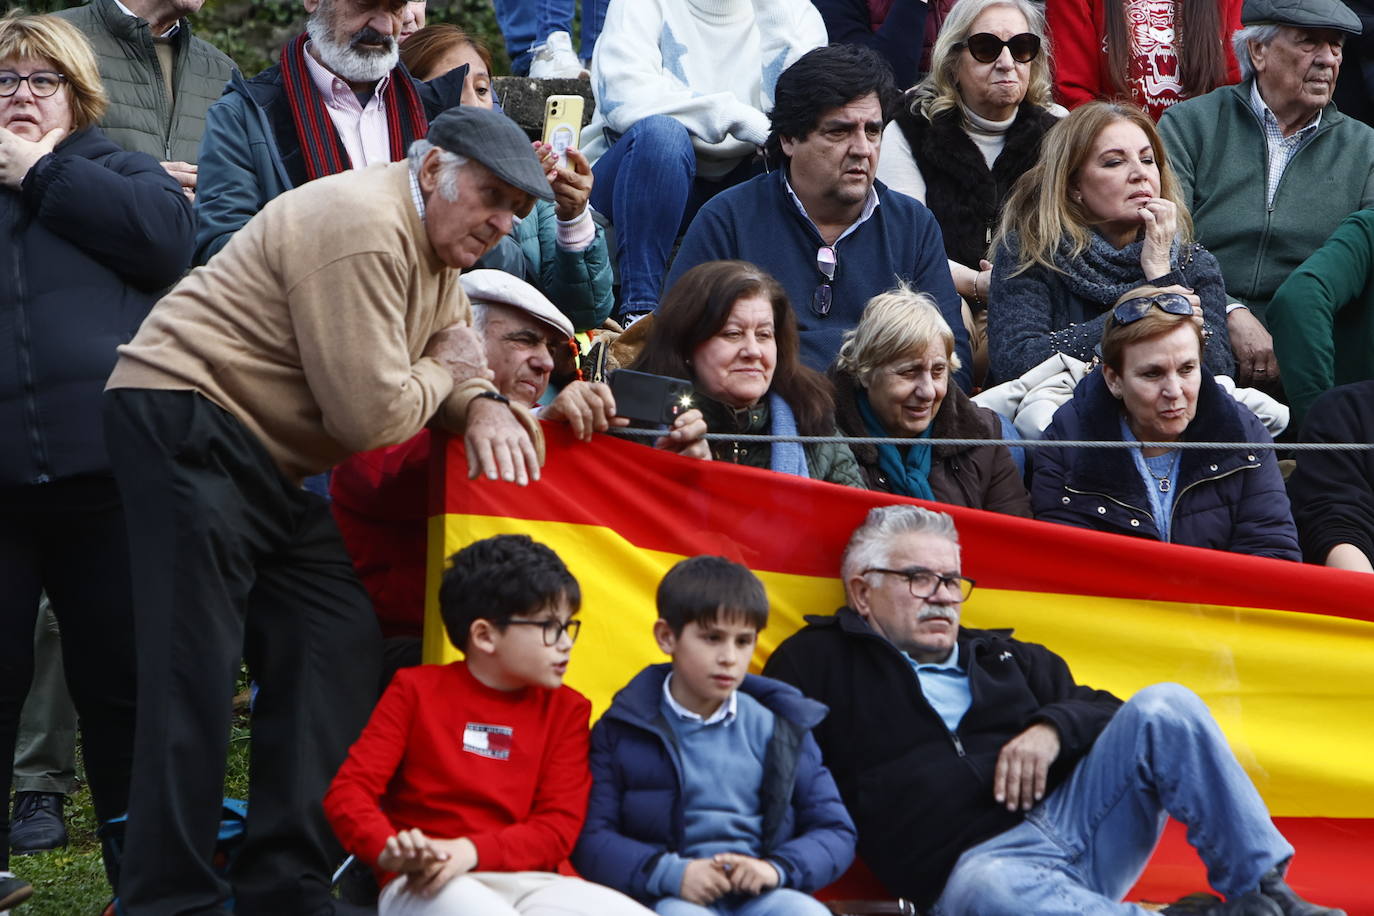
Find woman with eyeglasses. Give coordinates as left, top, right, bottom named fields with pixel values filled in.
left=0, top=10, right=193, bottom=902
left=1047, top=0, right=1240, bottom=120
left=1031, top=286, right=1298, bottom=559
left=631, top=260, right=863, bottom=486
left=986, top=100, right=1233, bottom=385
left=830, top=285, right=1030, bottom=514
left=876, top=0, right=1062, bottom=384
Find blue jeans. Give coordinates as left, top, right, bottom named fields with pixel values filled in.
left=590, top=115, right=761, bottom=314
left=493, top=0, right=609, bottom=73
left=653, top=889, right=831, bottom=916
left=934, top=683, right=1294, bottom=915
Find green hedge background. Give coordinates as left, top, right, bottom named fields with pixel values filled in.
left=26, top=0, right=513, bottom=78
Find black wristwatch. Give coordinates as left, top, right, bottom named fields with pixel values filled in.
left=473, top=390, right=511, bottom=406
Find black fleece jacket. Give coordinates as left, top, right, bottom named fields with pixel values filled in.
left=762, top=609, right=1121, bottom=909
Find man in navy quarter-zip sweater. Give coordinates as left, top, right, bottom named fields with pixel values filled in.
left=763, top=504, right=1341, bottom=916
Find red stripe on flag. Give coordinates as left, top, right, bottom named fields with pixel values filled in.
left=818, top=818, right=1374, bottom=912
left=438, top=425, right=1374, bottom=623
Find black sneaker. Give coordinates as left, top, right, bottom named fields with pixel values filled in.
left=9, top=792, right=67, bottom=854
left=1163, top=892, right=1283, bottom=916
left=1258, top=861, right=1347, bottom=916
left=0, top=873, right=33, bottom=909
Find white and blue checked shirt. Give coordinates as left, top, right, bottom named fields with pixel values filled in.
left=1250, top=81, right=1322, bottom=208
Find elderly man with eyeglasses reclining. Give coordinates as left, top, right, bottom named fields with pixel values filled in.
left=764, top=504, right=1343, bottom=916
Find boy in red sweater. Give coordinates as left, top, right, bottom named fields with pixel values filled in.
left=324, top=535, right=652, bottom=915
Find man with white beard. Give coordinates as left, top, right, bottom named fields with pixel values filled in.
left=192, top=0, right=467, bottom=264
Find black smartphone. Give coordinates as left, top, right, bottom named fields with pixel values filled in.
left=608, top=369, right=694, bottom=426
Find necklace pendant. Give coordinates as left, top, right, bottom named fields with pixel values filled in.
left=1158, top=478, right=1171, bottom=493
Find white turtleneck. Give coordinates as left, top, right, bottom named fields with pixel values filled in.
left=583, top=0, right=825, bottom=179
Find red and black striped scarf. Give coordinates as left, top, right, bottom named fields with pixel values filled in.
left=280, top=31, right=429, bottom=183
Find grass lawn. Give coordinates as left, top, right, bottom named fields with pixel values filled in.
left=11, top=701, right=252, bottom=915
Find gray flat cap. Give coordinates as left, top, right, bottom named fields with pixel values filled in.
left=426, top=107, right=556, bottom=202
left=1241, top=0, right=1362, bottom=33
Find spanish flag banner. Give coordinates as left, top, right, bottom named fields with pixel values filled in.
left=424, top=424, right=1374, bottom=910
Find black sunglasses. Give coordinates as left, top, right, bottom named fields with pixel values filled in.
left=958, top=32, right=1041, bottom=64
left=1112, top=292, right=1194, bottom=324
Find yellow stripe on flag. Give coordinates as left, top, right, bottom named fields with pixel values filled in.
left=425, top=514, right=1374, bottom=820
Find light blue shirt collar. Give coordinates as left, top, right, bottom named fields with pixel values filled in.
left=662, top=672, right=737, bottom=726
left=782, top=171, right=880, bottom=247
left=911, top=642, right=962, bottom=672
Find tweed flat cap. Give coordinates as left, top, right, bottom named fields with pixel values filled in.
left=1241, top=0, right=1361, bottom=34
left=426, top=107, right=555, bottom=202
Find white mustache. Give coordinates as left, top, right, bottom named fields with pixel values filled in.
left=918, top=608, right=957, bottom=624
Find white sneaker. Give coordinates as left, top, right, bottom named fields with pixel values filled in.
left=529, top=30, right=589, bottom=79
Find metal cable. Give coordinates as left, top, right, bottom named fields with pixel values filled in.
left=608, top=429, right=1374, bottom=451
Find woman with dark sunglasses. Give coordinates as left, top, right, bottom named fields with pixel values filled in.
left=986, top=100, right=1234, bottom=385
left=877, top=0, right=1063, bottom=386
left=1048, top=0, right=1241, bottom=120
left=1030, top=286, right=1299, bottom=560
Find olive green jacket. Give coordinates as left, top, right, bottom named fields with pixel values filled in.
left=55, top=0, right=235, bottom=163
left=1158, top=79, right=1374, bottom=323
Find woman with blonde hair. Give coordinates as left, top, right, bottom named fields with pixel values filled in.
left=876, top=0, right=1062, bottom=382
left=831, top=285, right=1029, bottom=513
left=986, top=100, right=1233, bottom=384
left=0, top=9, right=193, bottom=903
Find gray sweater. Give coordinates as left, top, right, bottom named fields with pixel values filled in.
left=987, top=229, right=1235, bottom=384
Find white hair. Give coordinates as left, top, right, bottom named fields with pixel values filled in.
left=306, top=0, right=400, bottom=84
left=470, top=301, right=489, bottom=334
left=841, top=505, right=961, bottom=598
left=408, top=139, right=468, bottom=201
left=1232, top=24, right=1283, bottom=81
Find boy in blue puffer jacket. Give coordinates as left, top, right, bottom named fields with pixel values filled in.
left=573, top=556, right=855, bottom=915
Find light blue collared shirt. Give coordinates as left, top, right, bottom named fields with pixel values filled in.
left=908, top=643, right=972, bottom=733
left=662, top=671, right=738, bottom=726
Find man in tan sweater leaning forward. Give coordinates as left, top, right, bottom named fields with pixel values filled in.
left=100, top=106, right=552, bottom=916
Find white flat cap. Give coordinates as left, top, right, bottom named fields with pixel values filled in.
left=460, top=269, right=574, bottom=339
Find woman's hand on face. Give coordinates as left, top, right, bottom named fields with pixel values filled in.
left=654, top=407, right=711, bottom=461
left=1137, top=197, right=1178, bottom=280
left=0, top=124, right=64, bottom=189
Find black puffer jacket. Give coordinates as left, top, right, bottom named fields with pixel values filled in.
left=763, top=611, right=1121, bottom=909
left=0, top=127, right=193, bottom=485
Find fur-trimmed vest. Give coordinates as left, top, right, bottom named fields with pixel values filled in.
left=895, top=101, right=1059, bottom=267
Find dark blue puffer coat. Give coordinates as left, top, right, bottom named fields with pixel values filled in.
left=572, top=663, right=856, bottom=903
left=1031, top=369, right=1300, bottom=561
left=0, top=126, right=192, bottom=487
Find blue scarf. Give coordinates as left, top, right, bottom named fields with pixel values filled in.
left=857, top=389, right=934, bottom=500
left=768, top=394, right=810, bottom=478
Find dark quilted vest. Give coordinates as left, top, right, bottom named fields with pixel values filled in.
left=55, top=0, right=235, bottom=163
left=895, top=101, right=1059, bottom=268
